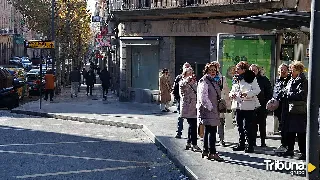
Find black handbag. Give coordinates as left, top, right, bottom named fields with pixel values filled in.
left=288, top=101, right=307, bottom=114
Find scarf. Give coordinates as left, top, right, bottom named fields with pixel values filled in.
left=232, top=74, right=244, bottom=84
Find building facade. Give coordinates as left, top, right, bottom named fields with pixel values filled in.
left=108, top=0, right=304, bottom=103
left=0, top=0, right=25, bottom=65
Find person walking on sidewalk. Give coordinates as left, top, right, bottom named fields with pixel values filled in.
left=249, top=64, right=272, bottom=147
left=70, top=67, right=81, bottom=98
left=172, top=62, right=192, bottom=138
left=179, top=67, right=202, bottom=152
left=99, top=67, right=111, bottom=100
left=159, top=68, right=172, bottom=112
left=86, top=68, right=95, bottom=96
left=44, top=69, right=55, bottom=102
left=211, top=61, right=231, bottom=147
left=197, top=63, right=224, bottom=161
left=229, top=61, right=261, bottom=153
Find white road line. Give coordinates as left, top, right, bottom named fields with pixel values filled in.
left=0, top=140, right=102, bottom=147
left=0, top=150, right=154, bottom=164
left=15, top=164, right=167, bottom=179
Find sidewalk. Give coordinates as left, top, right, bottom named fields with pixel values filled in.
left=12, top=84, right=306, bottom=180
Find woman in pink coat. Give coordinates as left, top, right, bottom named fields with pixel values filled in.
left=179, top=67, right=202, bottom=152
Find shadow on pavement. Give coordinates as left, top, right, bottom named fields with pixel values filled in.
left=0, top=125, right=182, bottom=180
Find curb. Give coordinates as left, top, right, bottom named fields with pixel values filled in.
left=10, top=109, right=199, bottom=180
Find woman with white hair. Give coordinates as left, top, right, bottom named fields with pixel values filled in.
left=179, top=67, right=201, bottom=152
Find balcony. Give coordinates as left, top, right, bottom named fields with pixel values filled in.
left=110, top=0, right=288, bottom=21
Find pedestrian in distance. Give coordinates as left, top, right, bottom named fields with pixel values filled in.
left=86, top=68, right=96, bottom=96
left=159, top=68, right=172, bottom=112
left=44, top=69, right=55, bottom=102
left=82, top=68, right=87, bottom=85
left=99, top=67, right=111, bottom=100
left=197, top=63, right=224, bottom=161
left=69, top=67, right=81, bottom=98
left=172, top=62, right=192, bottom=139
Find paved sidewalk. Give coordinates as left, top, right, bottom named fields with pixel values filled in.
left=12, top=85, right=306, bottom=180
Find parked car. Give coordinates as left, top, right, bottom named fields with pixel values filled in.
left=26, top=71, right=45, bottom=95
left=0, top=68, right=20, bottom=109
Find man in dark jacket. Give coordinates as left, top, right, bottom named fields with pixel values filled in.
left=69, top=67, right=81, bottom=98
left=99, top=67, right=111, bottom=100
left=86, top=68, right=95, bottom=96
left=249, top=65, right=272, bottom=147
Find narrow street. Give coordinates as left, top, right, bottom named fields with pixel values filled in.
left=0, top=110, right=186, bottom=180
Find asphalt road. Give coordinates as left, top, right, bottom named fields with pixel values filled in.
left=0, top=111, right=186, bottom=180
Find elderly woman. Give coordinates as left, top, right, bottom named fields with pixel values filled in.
left=282, top=61, right=307, bottom=160
left=197, top=63, right=224, bottom=161
left=271, top=63, right=290, bottom=153
left=211, top=61, right=232, bottom=147
left=229, top=61, right=261, bottom=153
left=249, top=64, right=272, bottom=147
left=179, top=67, right=202, bottom=152
left=159, top=68, right=172, bottom=112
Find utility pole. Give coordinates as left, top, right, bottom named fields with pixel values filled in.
left=307, top=0, right=320, bottom=179
left=51, top=0, right=55, bottom=72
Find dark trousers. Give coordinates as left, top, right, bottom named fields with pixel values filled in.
left=253, top=107, right=267, bottom=145
left=102, top=86, right=109, bottom=98
left=275, top=103, right=287, bottom=147
left=236, top=109, right=255, bottom=148
left=286, top=132, right=306, bottom=155
left=86, top=85, right=93, bottom=95
left=44, top=89, right=54, bottom=101
left=203, top=125, right=217, bottom=154
left=187, top=118, right=197, bottom=145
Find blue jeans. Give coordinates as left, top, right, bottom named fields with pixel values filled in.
left=176, top=99, right=184, bottom=135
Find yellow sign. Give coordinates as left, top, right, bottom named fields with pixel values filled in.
left=308, top=163, right=316, bottom=173
left=26, top=41, right=55, bottom=49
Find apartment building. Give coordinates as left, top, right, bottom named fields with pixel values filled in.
left=107, top=0, right=310, bottom=102
left=0, top=0, right=25, bottom=65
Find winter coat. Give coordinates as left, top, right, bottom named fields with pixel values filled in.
left=218, top=76, right=232, bottom=118
left=172, top=74, right=183, bottom=101
left=99, top=69, right=111, bottom=87
left=159, top=75, right=172, bottom=103
left=196, top=74, right=220, bottom=126
left=179, top=78, right=197, bottom=118
left=256, top=75, right=272, bottom=108
left=86, top=70, right=95, bottom=86
left=282, top=73, right=308, bottom=133
left=273, top=76, right=290, bottom=119
left=69, top=70, right=81, bottom=82
left=229, top=70, right=261, bottom=110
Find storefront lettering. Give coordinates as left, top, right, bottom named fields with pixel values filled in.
left=170, top=21, right=209, bottom=33
left=124, top=22, right=152, bottom=34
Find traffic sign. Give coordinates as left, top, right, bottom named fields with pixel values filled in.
left=26, top=40, right=55, bottom=49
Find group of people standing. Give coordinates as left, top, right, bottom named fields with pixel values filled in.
left=158, top=60, right=307, bottom=162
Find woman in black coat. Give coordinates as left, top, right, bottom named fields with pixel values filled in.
left=282, top=61, right=308, bottom=160
left=85, top=69, right=95, bottom=96
left=273, top=64, right=290, bottom=152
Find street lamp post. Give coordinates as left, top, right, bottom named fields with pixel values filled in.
left=51, top=0, right=55, bottom=72
left=307, top=0, right=320, bottom=179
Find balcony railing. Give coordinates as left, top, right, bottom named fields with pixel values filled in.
left=111, top=0, right=280, bottom=11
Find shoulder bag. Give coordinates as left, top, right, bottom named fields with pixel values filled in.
left=207, top=78, right=227, bottom=113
